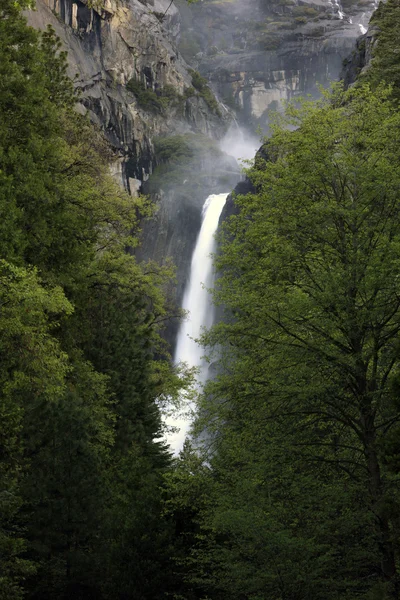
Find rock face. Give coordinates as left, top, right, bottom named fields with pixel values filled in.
left=341, top=23, right=378, bottom=87
left=27, top=0, right=240, bottom=332
left=28, top=0, right=228, bottom=191
left=177, top=0, right=377, bottom=128
left=27, top=0, right=377, bottom=350
left=142, top=141, right=238, bottom=284
left=137, top=134, right=240, bottom=343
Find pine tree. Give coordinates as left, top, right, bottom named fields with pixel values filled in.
left=0, top=261, right=72, bottom=598
left=0, top=1, right=185, bottom=596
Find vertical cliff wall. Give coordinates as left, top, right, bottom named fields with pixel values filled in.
left=26, top=0, right=377, bottom=349
left=177, top=0, right=377, bottom=128
left=28, top=0, right=229, bottom=190
left=27, top=0, right=239, bottom=332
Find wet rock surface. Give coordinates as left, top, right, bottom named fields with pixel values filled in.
left=341, top=23, right=378, bottom=87
left=28, top=0, right=228, bottom=189
left=137, top=135, right=240, bottom=344
left=26, top=0, right=378, bottom=349
left=176, top=0, right=377, bottom=128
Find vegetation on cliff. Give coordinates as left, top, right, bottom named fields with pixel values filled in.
left=367, top=0, right=400, bottom=101
left=149, top=133, right=227, bottom=192
left=189, top=69, right=222, bottom=116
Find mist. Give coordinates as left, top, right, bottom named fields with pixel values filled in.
left=219, top=123, right=260, bottom=164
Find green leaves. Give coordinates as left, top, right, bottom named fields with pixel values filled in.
left=176, top=84, right=400, bottom=598
left=0, top=2, right=186, bottom=596
left=0, top=260, right=72, bottom=399
left=368, top=0, right=400, bottom=102
left=0, top=260, right=72, bottom=597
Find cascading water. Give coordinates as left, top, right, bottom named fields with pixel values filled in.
left=166, top=193, right=229, bottom=453
left=351, top=0, right=379, bottom=32
left=330, top=0, right=345, bottom=20
left=359, top=21, right=368, bottom=34
left=356, top=1, right=379, bottom=34
left=329, top=0, right=375, bottom=28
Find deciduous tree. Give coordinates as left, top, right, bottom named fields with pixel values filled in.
left=188, top=84, right=400, bottom=598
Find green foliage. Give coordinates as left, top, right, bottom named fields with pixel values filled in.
left=124, top=61, right=220, bottom=120
left=367, top=0, right=400, bottom=102
left=163, top=442, right=217, bottom=600
left=292, top=5, right=318, bottom=17
left=0, top=260, right=71, bottom=598
left=189, top=69, right=222, bottom=115
left=162, top=83, right=182, bottom=102
left=149, top=133, right=225, bottom=194
left=169, top=85, right=400, bottom=599
left=12, top=0, right=400, bottom=597
left=0, top=2, right=187, bottom=597
left=154, top=133, right=220, bottom=163
left=189, top=69, right=208, bottom=91
left=183, top=85, right=196, bottom=98
left=126, top=78, right=184, bottom=113
left=126, top=77, right=167, bottom=112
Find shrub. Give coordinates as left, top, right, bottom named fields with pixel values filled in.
left=126, top=79, right=183, bottom=113
left=183, top=86, right=196, bottom=99
left=188, top=69, right=222, bottom=116
left=126, top=78, right=165, bottom=112
left=292, top=5, right=319, bottom=17
left=149, top=133, right=225, bottom=192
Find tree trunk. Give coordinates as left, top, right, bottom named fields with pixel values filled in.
left=362, top=410, right=397, bottom=588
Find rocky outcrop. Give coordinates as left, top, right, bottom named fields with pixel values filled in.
left=137, top=133, right=240, bottom=343
left=177, top=0, right=377, bottom=128
left=341, top=23, right=378, bottom=87
left=26, top=0, right=378, bottom=351
left=27, top=0, right=229, bottom=191
left=27, top=0, right=240, bottom=332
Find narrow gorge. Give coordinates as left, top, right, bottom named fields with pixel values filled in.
left=27, top=0, right=379, bottom=451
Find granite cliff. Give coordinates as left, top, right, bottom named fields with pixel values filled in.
left=27, top=0, right=240, bottom=324
left=177, top=0, right=377, bottom=129
left=27, top=0, right=377, bottom=346
left=28, top=0, right=228, bottom=191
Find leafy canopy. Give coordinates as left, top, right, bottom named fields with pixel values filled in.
left=171, top=84, right=400, bottom=600
left=0, top=1, right=186, bottom=597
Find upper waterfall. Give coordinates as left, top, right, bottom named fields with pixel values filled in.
left=166, top=193, right=229, bottom=454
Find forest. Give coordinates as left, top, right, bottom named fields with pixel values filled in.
left=1, top=0, right=400, bottom=598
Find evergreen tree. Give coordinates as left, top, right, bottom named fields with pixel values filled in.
left=367, top=0, right=400, bottom=102
left=0, top=1, right=185, bottom=596
left=0, top=261, right=72, bottom=598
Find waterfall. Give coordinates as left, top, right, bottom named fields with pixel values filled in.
left=354, top=0, right=379, bottom=33
left=166, top=193, right=229, bottom=453
left=329, top=0, right=345, bottom=19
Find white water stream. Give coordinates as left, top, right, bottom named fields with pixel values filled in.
left=166, top=193, right=229, bottom=454
left=330, top=0, right=377, bottom=32
left=330, top=0, right=345, bottom=20
left=164, top=0, right=379, bottom=454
